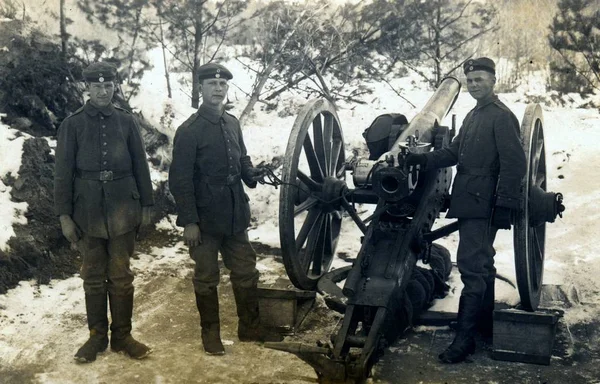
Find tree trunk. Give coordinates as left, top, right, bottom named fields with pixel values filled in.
left=159, top=17, right=172, bottom=99
left=59, top=0, right=67, bottom=58
left=191, top=10, right=203, bottom=109
left=126, top=8, right=143, bottom=88
left=239, top=60, right=277, bottom=124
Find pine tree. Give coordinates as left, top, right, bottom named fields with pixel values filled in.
left=548, top=0, right=600, bottom=93
left=364, top=0, right=497, bottom=87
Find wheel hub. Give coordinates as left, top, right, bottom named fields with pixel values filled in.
left=320, top=177, right=347, bottom=212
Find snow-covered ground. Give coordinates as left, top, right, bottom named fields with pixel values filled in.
left=1, top=49, right=600, bottom=383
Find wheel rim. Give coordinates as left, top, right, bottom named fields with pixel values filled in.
left=514, top=104, right=546, bottom=311
left=279, top=98, right=345, bottom=290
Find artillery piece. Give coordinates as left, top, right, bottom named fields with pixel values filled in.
left=265, top=77, right=565, bottom=383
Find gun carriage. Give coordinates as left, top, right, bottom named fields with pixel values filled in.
left=265, top=77, right=564, bottom=383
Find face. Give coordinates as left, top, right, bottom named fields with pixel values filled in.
left=200, top=78, right=229, bottom=108
left=88, top=81, right=115, bottom=108
left=466, top=71, right=495, bottom=101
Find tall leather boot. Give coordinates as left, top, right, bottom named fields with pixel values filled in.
left=232, top=285, right=283, bottom=342
left=439, top=295, right=480, bottom=364
left=74, top=293, right=109, bottom=363
left=109, top=293, right=152, bottom=359
left=195, top=289, right=225, bottom=355
left=477, top=276, right=496, bottom=340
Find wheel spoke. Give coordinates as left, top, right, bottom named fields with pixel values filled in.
left=296, top=207, right=321, bottom=251
left=298, top=170, right=322, bottom=192
left=303, top=213, right=326, bottom=274
left=303, top=134, right=324, bottom=182
left=313, top=115, right=329, bottom=178
left=330, top=138, right=343, bottom=178
left=294, top=197, right=318, bottom=216
left=323, top=114, right=334, bottom=176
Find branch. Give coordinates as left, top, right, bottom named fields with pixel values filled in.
left=380, top=77, right=417, bottom=108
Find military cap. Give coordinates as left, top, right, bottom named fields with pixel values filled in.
left=82, top=62, right=118, bottom=83
left=197, top=63, right=233, bottom=81
left=463, top=57, right=495, bottom=75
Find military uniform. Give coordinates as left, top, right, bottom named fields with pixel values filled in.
left=169, top=103, right=259, bottom=294
left=418, top=57, right=526, bottom=363
left=54, top=62, right=153, bottom=362
left=169, top=63, right=281, bottom=355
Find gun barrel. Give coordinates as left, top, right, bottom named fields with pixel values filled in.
left=388, top=76, right=461, bottom=155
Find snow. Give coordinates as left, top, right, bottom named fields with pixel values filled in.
left=0, top=119, right=29, bottom=252
left=2, top=48, right=600, bottom=381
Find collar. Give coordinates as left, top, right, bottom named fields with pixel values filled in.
left=197, top=103, right=224, bottom=124
left=475, top=94, right=498, bottom=110
left=84, top=101, right=115, bottom=117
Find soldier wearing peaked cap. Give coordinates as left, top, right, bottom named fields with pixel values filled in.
left=54, top=61, right=154, bottom=363
left=169, top=62, right=282, bottom=356
left=406, top=57, right=526, bottom=363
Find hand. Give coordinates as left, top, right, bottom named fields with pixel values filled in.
left=405, top=153, right=428, bottom=168
left=248, top=167, right=268, bottom=182
left=60, top=215, right=81, bottom=243
left=141, top=206, right=153, bottom=228
left=492, top=206, right=513, bottom=229
left=183, top=223, right=202, bottom=247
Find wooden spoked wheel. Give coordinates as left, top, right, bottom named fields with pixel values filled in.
left=514, top=104, right=547, bottom=311
left=279, top=98, right=346, bottom=290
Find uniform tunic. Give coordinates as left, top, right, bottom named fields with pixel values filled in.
left=169, top=104, right=259, bottom=295
left=425, top=95, right=527, bottom=300
left=169, top=104, right=256, bottom=236
left=426, top=95, right=526, bottom=218
left=54, top=102, right=154, bottom=239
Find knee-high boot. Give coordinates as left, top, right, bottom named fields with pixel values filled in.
left=74, top=293, right=109, bottom=363
left=232, top=285, right=283, bottom=342
left=109, top=293, right=152, bottom=359
left=194, top=288, right=225, bottom=355
left=439, top=295, right=480, bottom=364
left=477, top=276, right=496, bottom=339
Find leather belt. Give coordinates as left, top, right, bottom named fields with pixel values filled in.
left=456, top=165, right=499, bottom=177
left=199, top=174, right=241, bottom=186
left=76, top=169, right=133, bottom=181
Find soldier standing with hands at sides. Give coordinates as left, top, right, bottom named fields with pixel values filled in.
left=169, top=63, right=282, bottom=356
left=406, top=57, right=527, bottom=363
left=54, top=62, right=154, bottom=363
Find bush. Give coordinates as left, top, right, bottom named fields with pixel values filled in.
left=0, top=28, right=84, bottom=135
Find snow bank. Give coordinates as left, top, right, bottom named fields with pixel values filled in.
left=0, top=120, right=28, bottom=252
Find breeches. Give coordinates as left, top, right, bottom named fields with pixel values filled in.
left=79, top=230, right=136, bottom=296
left=189, top=230, right=259, bottom=295
left=457, top=218, right=498, bottom=299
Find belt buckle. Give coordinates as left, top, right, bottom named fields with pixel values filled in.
left=226, top=175, right=235, bottom=185
left=100, top=170, right=114, bottom=181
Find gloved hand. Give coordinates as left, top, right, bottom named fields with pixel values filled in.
left=405, top=153, right=428, bottom=169
left=184, top=223, right=202, bottom=247
left=60, top=215, right=81, bottom=243
left=492, top=206, right=513, bottom=229
left=247, top=166, right=268, bottom=182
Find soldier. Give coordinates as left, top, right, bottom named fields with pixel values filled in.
left=169, top=63, right=282, bottom=356
left=54, top=62, right=154, bottom=363
left=407, top=57, right=527, bottom=363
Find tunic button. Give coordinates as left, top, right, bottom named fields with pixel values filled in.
left=102, top=125, right=106, bottom=128
left=103, top=142, right=107, bottom=146
left=102, top=133, right=106, bottom=137
left=103, top=161, right=107, bottom=165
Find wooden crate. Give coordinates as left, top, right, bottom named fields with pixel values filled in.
left=492, top=308, right=561, bottom=365
left=257, top=287, right=316, bottom=335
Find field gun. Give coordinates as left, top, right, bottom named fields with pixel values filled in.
left=265, top=77, right=565, bottom=383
